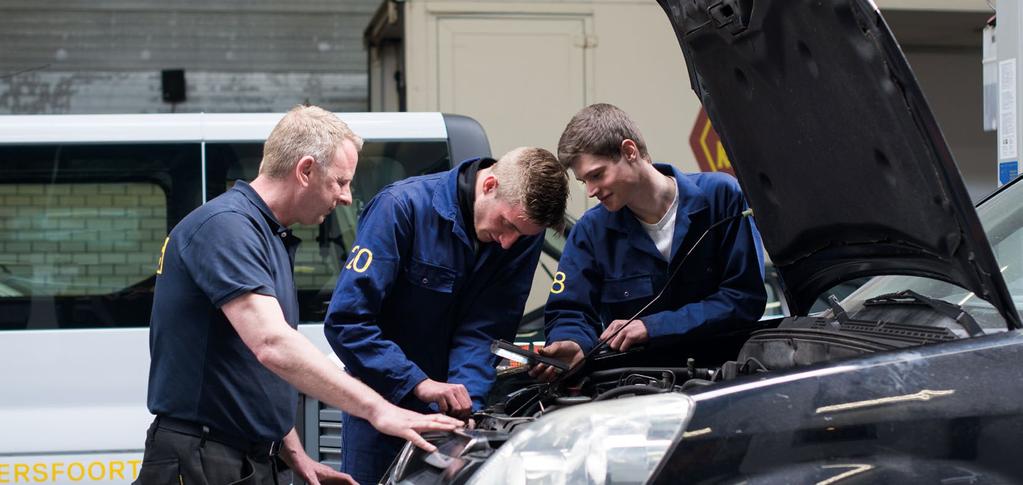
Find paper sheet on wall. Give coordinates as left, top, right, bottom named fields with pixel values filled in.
left=999, top=58, right=1018, bottom=160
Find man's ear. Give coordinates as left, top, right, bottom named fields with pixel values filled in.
left=295, top=156, right=316, bottom=186
left=620, top=139, right=640, bottom=162
left=481, top=174, right=499, bottom=195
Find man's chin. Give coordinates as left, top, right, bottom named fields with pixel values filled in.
left=599, top=198, right=622, bottom=212
left=303, top=214, right=328, bottom=226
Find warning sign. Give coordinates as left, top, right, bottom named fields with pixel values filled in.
left=689, top=108, right=734, bottom=175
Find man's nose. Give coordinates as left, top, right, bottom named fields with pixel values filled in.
left=339, top=189, right=353, bottom=207
left=586, top=182, right=598, bottom=198
left=500, top=233, right=519, bottom=250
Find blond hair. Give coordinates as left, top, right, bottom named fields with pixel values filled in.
left=260, top=105, right=364, bottom=178
left=493, top=147, right=569, bottom=229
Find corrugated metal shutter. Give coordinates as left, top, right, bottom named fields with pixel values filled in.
left=0, top=0, right=378, bottom=113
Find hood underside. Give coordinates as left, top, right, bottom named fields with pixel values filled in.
left=658, top=0, right=1019, bottom=326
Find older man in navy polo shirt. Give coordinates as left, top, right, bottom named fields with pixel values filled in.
left=138, top=105, right=461, bottom=485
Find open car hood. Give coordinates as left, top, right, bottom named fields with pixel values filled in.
left=658, top=0, right=1020, bottom=327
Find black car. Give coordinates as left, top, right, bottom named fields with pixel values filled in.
left=382, top=0, right=1023, bottom=483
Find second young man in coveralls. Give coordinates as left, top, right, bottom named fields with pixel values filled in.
left=324, top=147, right=569, bottom=483
left=531, top=103, right=767, bottom=381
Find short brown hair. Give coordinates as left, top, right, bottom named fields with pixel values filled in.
left=260, top=105, right=364, bottom=179
left=493, top=147, right=569, bottom=230
left=557, top=103, right=650, bottom=168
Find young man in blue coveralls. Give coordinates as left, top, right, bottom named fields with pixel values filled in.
left=324, top=146, right=569, bottom=483
left=138, top=106, right=462, bottom=485
left=530, top=103, right=767, bottom=381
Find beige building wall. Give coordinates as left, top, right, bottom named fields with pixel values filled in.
left=381, top=0, right=997, bottom=318
left=396, top=0, right=995, bottom=194
left=402, top=0, right=701, bottom=183
left=398, top=0, right=702, bottom=315
left=877, top=0, right=989, bottom=11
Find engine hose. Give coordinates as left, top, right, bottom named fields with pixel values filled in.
left=555, top=396, right=594, bottom=406
left=593, top=384, right=666, bottom=401
left=680, top=379, right=714, bottom=391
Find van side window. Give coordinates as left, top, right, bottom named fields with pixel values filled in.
left=0, top=143, right=202, bottom=330
left=205, top=141, right=450, bottom=322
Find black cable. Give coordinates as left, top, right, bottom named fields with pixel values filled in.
left=550, top=207, right=755, bottom=387
left=618, top=370, right=675, bottom=389
left=593, top=384, right=667, bottom=401
left=742, top=357, right=768, bottom=373
left=509, top=391, right=543, bottom=418
left=0, top=64, right=50, bottom=80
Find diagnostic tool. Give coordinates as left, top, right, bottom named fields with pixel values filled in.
left=490, top=340, right=569, bottom=371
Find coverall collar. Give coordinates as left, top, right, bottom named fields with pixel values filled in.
left=605, top=164, right=710, bottom=262
left=433, top=158, right=480, bottom=248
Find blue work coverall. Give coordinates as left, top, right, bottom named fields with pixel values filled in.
left=324, top=159, right=543, bottom=483
left=545, top=164, right=766, bottom=353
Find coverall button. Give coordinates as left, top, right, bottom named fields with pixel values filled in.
left=422, top=277, right=429, bottom=284
left=624, top=291, right=630, bottom=297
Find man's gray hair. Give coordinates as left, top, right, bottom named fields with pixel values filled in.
left=260, top=105, right=363, bottom=178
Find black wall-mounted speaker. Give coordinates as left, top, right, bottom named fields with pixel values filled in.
left=161, top=69, right=186, bottom=103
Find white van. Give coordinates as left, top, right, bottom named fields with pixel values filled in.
left=0, top=112, right=491, bottom=484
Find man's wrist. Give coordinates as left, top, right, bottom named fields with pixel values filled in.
left=547, top=330, right=594, bottom=353
left=278, top=430, right=305, bottom=468
left=365, top=396, right=391, bottom=425
left=411, top=376, right=432, bottom=398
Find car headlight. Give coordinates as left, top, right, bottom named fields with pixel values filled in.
left=467, top=393, right=694, bottom=485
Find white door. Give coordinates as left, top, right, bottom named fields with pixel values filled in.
left=436, top=15, right=594, bottom=317
left=437, top=15, right=589, bottom=156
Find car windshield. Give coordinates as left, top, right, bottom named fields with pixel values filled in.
left=841, top=179, right=1023, bottom=330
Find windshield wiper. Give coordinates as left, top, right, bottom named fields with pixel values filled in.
left=863, top=289, right=984, bottom=337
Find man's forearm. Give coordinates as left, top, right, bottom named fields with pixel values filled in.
left=224, top=293, right=389, bottom=423
left=262, top=325, right=388, bottom=422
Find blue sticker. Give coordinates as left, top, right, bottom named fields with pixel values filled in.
left=999, top=161, right=1019, bottom=186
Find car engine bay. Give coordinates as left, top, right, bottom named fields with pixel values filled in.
left=383, top=292, right=983, bottom=484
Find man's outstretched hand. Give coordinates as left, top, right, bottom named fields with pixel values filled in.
left=368, top=402, right=464, bottom=453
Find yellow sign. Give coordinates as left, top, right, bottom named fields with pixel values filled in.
left=0, top=456, right=141, bottom=484
left=689, top=108, right=734, bottom=175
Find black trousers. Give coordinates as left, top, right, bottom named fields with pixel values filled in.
left=133, top=418, right=279, bottom=485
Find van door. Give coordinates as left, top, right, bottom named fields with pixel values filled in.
left=0, top=142, right=202, bottom=483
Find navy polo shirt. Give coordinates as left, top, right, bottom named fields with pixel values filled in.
left=147, top=180, right=301, bottom=443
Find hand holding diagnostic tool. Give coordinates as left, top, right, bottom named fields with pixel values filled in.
left=490, top=340, right=569, bottom=371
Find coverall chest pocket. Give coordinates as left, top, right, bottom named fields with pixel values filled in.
left=677, top=240, right=717, bottom=283
left=602, top=274, right=655, bottom=303
left=405, top=259, right=457, bottom=293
